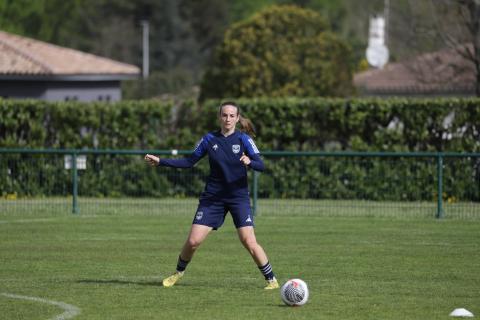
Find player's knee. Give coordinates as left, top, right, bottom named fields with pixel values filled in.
left=187, top=237, right=203, bottom=250
left=241, top=237, right=258, bottom=253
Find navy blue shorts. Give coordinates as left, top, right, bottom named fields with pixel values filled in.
left=193, top=197, right=254, bottom=230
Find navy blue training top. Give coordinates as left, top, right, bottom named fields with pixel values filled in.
left=159, top=130, right=264, bottom=199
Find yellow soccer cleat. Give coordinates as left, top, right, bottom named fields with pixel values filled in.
left=264, top=277, right=279, bottom=290
left=162, top=271, right=184, bottom=287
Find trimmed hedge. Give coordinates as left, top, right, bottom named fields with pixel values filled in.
left=211, top=97, right=480, bottom=152
left=1, top=98, right=479, bottom=200
left=0, top=100, right=175, bottom=149
left=1, top=97, right=479, bottom=151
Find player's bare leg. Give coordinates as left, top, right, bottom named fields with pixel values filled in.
left=180, top=224, right=212, bottom=261
left=237, top=226, right=279, bottom=289
left=163, top=224, right=212, bottom=287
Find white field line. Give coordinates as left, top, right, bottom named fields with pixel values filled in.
left=1, top=292, right=81, bottom=320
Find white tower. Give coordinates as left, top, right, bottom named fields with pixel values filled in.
left=366, top=15, right=389, bottom=68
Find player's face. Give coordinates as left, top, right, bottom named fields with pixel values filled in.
left=219, top=105, right=239, bottom=132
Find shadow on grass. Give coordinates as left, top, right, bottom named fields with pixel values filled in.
left=275, top=304, right=302, bottom=308
left=76, top=279, right=165, bottom=287
left=77, top=279, right=256, bottom=289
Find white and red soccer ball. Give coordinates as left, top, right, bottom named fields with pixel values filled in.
left=280, top=278, right=309, bottom=306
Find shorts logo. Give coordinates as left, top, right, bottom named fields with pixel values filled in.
left=232, top=144, right=240, bottom=154
left=246, top=215, right=252, bottom=223
left=195, top=211, right=203, bottom=220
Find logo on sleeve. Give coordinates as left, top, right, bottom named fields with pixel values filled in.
left=232, top=144, right=240, bottom=154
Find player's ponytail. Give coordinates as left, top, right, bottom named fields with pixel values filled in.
left=238, top=115, right=256, bottom=137
left=219, top=101, right=256, bottom=137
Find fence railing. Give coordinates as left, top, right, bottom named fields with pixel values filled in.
left=1, top=148, right=479, bottom=219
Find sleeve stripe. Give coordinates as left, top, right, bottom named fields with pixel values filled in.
left=248, top=138, right=260, bottom=154
left=193, top=138, right=203, bottom=152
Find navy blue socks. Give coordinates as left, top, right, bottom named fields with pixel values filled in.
left=176, top=255, right=190, bottom=272
left=258, top=261, right=275, bottom=280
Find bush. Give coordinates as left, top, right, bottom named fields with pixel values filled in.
left=1, top=97, right=479, bottom=200
left=200, top=5, right=354, bottom=100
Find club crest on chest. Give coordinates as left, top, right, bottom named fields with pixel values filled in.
left=232, top=144, right=240, bottom=154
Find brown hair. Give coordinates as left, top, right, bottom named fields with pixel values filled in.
left=219, top=101, right=256, bottom=137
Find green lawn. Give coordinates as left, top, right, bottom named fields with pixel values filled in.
left=1, top=197, right=479, bottom=219
left=0, top=201, right=479, bottom=319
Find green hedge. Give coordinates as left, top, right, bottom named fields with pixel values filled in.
left=1, top=98, right=479, bottom=201
left=0, top=100, right=176, bottom=149
left=2, top=97, right=480, bottom=152
left=206, top=97, right=480, bottom=152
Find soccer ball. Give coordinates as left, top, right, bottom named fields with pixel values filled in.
left=280, top=279, right=309, bottom=306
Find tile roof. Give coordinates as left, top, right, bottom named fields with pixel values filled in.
left=354, top=44, right=475, bottom=96
left=0, top=30, right=140, bottom=77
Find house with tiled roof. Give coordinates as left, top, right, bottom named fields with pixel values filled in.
left=0, top=30, right=140, bottom=101
left=354, top=45, right=476, bottom=97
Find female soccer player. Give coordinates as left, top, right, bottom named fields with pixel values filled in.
left=144, top=102, right=278, bottom=290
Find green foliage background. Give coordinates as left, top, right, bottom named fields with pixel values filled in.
left=1, top=98, right=479, bottom=201
left=200, top=5, right=354, bottom=100
left=3, top=96, right=474, bottom=153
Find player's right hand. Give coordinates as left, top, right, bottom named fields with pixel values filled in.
left=144, top=154, right=160, bottom=166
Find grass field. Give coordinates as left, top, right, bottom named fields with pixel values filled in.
left=1, top=200, right=479, bottom=319
left=1, top=197, right=479, bottom=218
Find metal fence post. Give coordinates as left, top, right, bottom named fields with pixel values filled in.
left=436, top=154, right=444, bottom=219
left=72, top=152, right=79, bottom=214
left=252, top=170, right=259, bottom=216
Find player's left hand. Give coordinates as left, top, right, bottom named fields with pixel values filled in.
left=240, top=152, right=251, bottom=166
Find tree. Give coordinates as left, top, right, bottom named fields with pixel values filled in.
left=1, top=0, right=365, bottom=99
left=200, top=5, right=354, bottom=100
left=430, top=0, right=480, bottom=96
left=0, top=0, right=82, bottom=44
